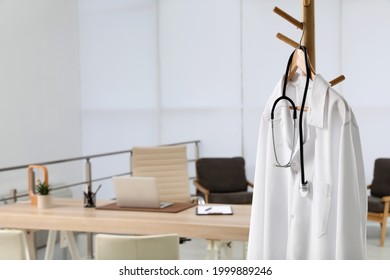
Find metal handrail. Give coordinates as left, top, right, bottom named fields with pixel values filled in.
left=0, top=140, right=201, bottom=203
left=0, top=140, right=201, bottom=172
left=0, top=150, right=131, bottom=172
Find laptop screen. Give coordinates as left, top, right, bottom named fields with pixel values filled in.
left=113, top=176, right=168, bottom=208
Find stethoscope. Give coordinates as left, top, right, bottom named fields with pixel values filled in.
left=270, top=46, right=311, bottom=197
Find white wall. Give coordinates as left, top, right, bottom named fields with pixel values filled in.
left=78, top=0, right=159, bottom=198
left=342, top=0, right=390, bottom=182
left=159, top=0, right=242, bottom=156
left=79, top=0, right=159, bottom=153
left=0, top=0, right=82, bottom=197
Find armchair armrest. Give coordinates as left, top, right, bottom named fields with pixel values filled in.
left=381, top=196, right=390, bottom=202
left=381, top=196, right=390, bottom=215
left=193, top=179, right=209, bottom=203
left=247, top=180, right=254, bottom=189
left=193, top=180, right=210, bottom=195
left=367, top=185, right=372, bottom=189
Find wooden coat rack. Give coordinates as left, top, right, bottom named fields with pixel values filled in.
left=274, top=0, right=345, bottom=87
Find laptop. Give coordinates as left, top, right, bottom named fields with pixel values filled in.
left=113, top=176, right=173, bottom=209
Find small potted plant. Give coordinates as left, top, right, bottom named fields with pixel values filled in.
left=35, top=179, right=52, bottom=209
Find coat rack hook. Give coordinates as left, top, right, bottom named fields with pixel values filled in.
left=329, top=75, right=345, bottom=87
left=276, top=33, right=300, bottom=49
left=273, top=6, right=303, bottom=30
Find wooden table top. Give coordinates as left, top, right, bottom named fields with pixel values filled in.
left=0, top=198, right=251, bottom=241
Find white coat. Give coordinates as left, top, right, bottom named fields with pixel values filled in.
left=247, top=73, right=367, bottom=259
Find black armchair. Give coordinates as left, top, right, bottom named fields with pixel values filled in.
left=368, top=158, right=390, bottom=246
left=194, top=157, right=253, bottom=204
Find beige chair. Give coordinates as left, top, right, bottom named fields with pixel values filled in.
left=131, top=145, right=200, bottom=245
left=131, top=145, right=232, bottom=259
left=95, top=233, right=179, bottom=260
left=131, top=145, right=193, bottom=203
left=0, top=229, right=30, bottom=260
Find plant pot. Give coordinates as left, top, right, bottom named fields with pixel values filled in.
left=37, top=195, right=52, bottom=209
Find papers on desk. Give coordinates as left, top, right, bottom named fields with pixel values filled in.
left=196, top=205, right=233, bottom=215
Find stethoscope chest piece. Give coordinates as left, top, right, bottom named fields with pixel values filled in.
left=299, top=181, right=310, bottom=197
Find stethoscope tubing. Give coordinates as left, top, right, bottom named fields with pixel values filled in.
left=270, top=46, right=310, bottom=188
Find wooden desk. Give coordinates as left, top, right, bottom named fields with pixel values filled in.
left=0, top=198, right=251, bottom=241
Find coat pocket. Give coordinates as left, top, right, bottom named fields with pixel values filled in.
left=313, top=180, right=332, bottom=238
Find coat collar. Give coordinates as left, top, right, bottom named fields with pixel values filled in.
left=307, top=74, right=329, bottom=128
left=271, top=73, right=329, bottom=128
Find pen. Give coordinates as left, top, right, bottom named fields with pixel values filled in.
left=204, top=207, right=212, bottom=211
left=93, top=184, right=102, bottom=196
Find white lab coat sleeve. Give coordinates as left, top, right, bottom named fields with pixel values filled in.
left=335, top=120, right=367, bottom=259
left=247, top=113, right=268, bottom=259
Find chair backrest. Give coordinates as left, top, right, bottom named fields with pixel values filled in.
left=0, top=229, right=30, bottom=260
left=371, top=158, right=390, bottom=197
left=95, top=233, right=180, bottom=260
left=131, top=145, right=191, bottom=203
left=196, top=157, right=248, bottom=193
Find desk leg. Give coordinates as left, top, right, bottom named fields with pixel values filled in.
left=206, top=240, right=222, bottom=260
left=63, top=231, right=80, bottom=260
left=86, top=232, right=93, bottom=259
left=24, top=230, right=36, bottom=260
left=206, top=239, right=214, bottom=259
left=44, top=231, right=81, bottom=260
left=206, top=240, right=236, bottom=260
left=45, top=230, right=58, bottom=260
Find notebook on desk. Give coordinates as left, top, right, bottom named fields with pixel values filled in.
left=196, top=205, right=233, bottom=215
left=113, top=176, right=173, bottom=209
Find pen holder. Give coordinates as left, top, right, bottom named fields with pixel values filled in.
left=83, top=191, right=96, bottom=208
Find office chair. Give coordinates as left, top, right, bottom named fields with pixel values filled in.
left=0, top=229, right=31, bottom=260
left=368, top=158, right=390, bottom=246
left=131, top=145, right=201, bottom=244
left=95, top=233, right=179, bottom=260
left=131, top=145, right=198, bottom=204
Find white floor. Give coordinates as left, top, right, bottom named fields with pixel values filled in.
left=366, top=223, right=390, bottom=260
left=179, top=236, right=390, bottom=260
left=36, top=223, right=390, bottom=260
